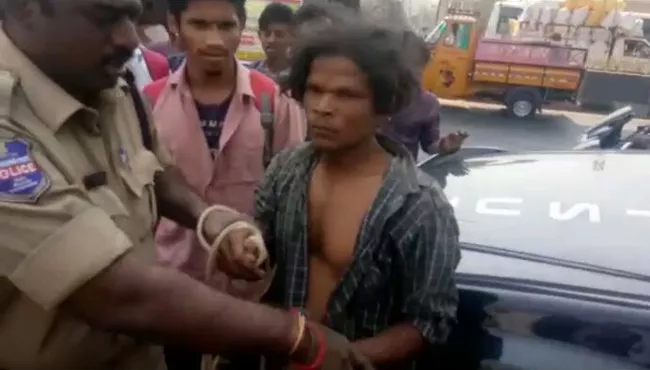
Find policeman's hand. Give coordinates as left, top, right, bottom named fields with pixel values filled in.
left=439, top=131, right=468, bottom=154
left=292, top=323, right=375, bottom=370
left=202, top=213, right=267, bottom=281
left=216, top=227, right=266, bottom=281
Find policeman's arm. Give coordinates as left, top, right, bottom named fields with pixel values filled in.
left=0, top=135, right=304, bottom=357
left=154, top=166, right=208, bottom=229
left=63, top=251, right=300, bottom=356
left=138, top=93, right=209, bottom=230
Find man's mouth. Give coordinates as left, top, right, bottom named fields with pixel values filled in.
left=310, top=125, right=337, bottom=137
left=199, top=49, right=229, bottom=58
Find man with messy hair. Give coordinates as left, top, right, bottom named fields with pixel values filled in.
left=293, top=1, right=357, bottom=38
left=256, top=22, right=461, bottom=369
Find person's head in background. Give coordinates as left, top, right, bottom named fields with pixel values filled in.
left=258, top=3, right=294, bottom=67
left=167, top=0, right=245, bottom=77
left=285, top=23, right=416, bottom=154
left=293, top=1, right=357, bottom=39
left=401, top=30, right=431, bottom=85
left=138, top=0, right=170, bottom=46
left=301, top=0, right=360, bottom=11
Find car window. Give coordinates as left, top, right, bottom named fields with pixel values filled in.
left=425, top=21, right=448, bottom=46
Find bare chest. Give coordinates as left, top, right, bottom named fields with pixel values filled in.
left=307, top=168, right=384, bottom=272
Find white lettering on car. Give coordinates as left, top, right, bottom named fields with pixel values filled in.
left=476, top=198, right=523, bottom=216
left=449, top=197, right=650, bottom=223
left=627, top=210, right=650, bottom=218
left=549, top=202, right=601, bottom=223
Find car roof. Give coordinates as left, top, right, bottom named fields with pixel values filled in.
left=419, top=150, right=650, bottom=299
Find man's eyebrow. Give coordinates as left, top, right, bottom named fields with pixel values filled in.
left=185, top=16, right=237, bottom=24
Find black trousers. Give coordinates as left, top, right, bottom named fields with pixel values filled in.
left=163, top=346, right=262, bottom=370
left=163, top=346, right=201, bottom=370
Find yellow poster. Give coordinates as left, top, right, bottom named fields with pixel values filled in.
left=236, top=0, right=302, bottom=62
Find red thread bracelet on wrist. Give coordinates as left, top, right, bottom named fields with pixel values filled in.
left=292, top=322, right=326, bottom=370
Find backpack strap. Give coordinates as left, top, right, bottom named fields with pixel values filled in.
left=125, top=70, right=153, bottom=151
left=142, top=76, right=169, bottom=107
left=249, top=69, right=276, bottom=169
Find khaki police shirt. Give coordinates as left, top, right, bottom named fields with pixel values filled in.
left=0, top=29, right=169, bottom=369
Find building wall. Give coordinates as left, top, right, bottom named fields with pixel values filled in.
left=625, top=0, right=650, bottom=13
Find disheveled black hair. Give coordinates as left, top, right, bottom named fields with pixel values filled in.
left=401, top=30, right=431, bottom=71
left=301, top=0, right=360, bottom=11
left=329, top=0, right=360, bottom=10
left=258, top=2, right=294, bottom=31
left=139, top=0, right=168, bottom=25
left=285, top=23, right=417, bottom=116
left=167, top=0, right=247, bottom=25
left=293, top=1, right=356, bottom=27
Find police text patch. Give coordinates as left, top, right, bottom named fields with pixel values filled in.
left=0, top=139, right=51, bottom=203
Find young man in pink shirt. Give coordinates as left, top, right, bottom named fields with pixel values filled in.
left=143, top=0, right=305, bottom=368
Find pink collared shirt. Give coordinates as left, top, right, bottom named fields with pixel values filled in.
left=150, top=61, right=305, bottom=280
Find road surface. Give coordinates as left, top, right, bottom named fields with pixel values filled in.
left=417, top=100, right=647, bottom=161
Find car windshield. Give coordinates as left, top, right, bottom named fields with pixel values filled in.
left=424, top=21, right=447, bottom=46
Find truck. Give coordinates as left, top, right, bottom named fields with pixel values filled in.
left=422, top=6, right=587, bottom=118
left=513, top=9, right=650, bottom=114
left=422, top=0, right=650, bottom=118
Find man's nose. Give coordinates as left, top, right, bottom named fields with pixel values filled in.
left=112, top=17, right=140, bottom=51
left=205, top=28, right=226, bottom=48
left=313, top=94, right=334, bottom=115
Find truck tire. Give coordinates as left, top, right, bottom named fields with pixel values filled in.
left=505, top=88, right=540, bottom=119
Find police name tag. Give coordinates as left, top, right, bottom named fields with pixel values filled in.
left=0, top=139, right=51, bottom=203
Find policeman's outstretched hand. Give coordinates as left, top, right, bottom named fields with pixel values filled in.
left=291, top=322, right=375, bottom=370
left=201, top=210, right=267, bottom=281
left=216, top=227, right=267, bottom=281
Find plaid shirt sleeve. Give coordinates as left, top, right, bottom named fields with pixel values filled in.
left=398, top=187, right=461, bottom=345
left=254, top=149, right=294, bottom=262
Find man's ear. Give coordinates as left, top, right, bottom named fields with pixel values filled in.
left=167, top=12, right=182, bottom=48
left=166, top=12, right=178, bottom=35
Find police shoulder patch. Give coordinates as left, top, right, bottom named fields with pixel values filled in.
left=0, top=138, right=51, bottom=203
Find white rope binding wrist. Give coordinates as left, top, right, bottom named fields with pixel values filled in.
left=196, top=205, right=268, bottom=274
left=196, top=205, right=270, bottom=370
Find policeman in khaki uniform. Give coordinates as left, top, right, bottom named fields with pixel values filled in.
left=0, top=0, right=372, bottom=369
